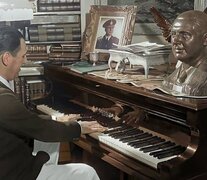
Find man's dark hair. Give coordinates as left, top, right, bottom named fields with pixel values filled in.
left=0, top=26, right=24, bottom=56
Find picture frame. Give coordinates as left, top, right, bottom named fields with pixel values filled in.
left=81, top=5, right=137, bottom=59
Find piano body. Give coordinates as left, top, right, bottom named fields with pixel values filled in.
left=36, top=64, right=207, bottom=180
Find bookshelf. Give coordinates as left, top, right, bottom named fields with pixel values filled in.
left=14, top=65, right=47, bottom=107
left=26, top=0, right=82, bottom=63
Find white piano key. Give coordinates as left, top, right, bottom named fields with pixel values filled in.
left=98, top=133, right=176, bottom=169
left=37, top=104, right=65, bottom=119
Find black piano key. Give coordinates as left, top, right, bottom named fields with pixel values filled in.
left=105, top=120, right=122, bottom=128
left=119, top=133, right=144, bottom=143
left=127, top=133, right=153, bottom=145
left=150, top=145, right=183, bottom=158
left=124, top=127, right=139, bottom=134
left=111, top=128, right=139, bottom=139
left=107, top=127, right=130, bottom=136
left=120, top=132, right=150, bottom=143
left=117, top=130, right=144, bottom=140
left=118, top=129, right=143, bottom=139
left=157, top=146, right=186, bottom=159
left=133, top=137, right=165, bottom=148
left=130, top=136, right=157, bottom=146
left=129, top=136, right=157, bottom=147
left=110, top=126, right=135, bottom=135
left=140, top=141, right=175, bottom=153
left=104, top=125, right=128, bottom=134
left=120, top=129, right=143, bottom=138
left=108, top=121, right=120, bottom=126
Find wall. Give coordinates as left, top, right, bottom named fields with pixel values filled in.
left=107, top=0, right=195, bottom=44
left=81, top=0, right=107, bottom=34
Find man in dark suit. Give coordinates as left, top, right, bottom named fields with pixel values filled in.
left=0, top=26, right=104, bottom=180
left=95, top=19, right=119, bottom=49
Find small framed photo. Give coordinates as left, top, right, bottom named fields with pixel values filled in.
left=82, top=5, right=137, bottom=59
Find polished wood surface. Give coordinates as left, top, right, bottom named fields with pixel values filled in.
left=40, top=64, right=207, bottom=180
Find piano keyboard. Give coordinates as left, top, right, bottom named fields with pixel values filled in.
left=37, top=104, right=65, bottom=120
left=97, top=125, right=185, bottom=169
left=37, top=104, right=186, bottom=169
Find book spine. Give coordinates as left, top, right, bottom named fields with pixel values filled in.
left=27, top=44, right=47, bottom=53
left=26, top=80, right=46, bottom=101
left=29, top=26, right=81, bottom=35
left=49, top=57, right=80, bottom=61
left=38, top=0, right=80, bottom=3
left=29, top=34, right=81, bottom=42
left=37, top=0, right=81, bottom=12
left=49, top=52, right=81, bottom=58
left=38, top=5, right=80, bottom=12
left=14, top=77, right=21, bottom=100
left=25, top=82, right=30, bottom=106
left=50, top=47, right=81, bottom=53
left=26, top=44, right=49, bottom=61
left=19, top=77, right=26, bottom=104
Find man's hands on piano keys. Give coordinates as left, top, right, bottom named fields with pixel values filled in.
left=121, top=109, right=147, bottom=126
left=56, top=114, right=81, bottom=122
left=78, top=121, right=107, bottom=134
left=56, top=114, right=107, bottom=134
left=102, top=104, right=147, bottom=126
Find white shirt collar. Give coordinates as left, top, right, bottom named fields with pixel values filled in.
left=0, top=76, right=14, bottom=91
left=105, top=35, right=111, bottom=40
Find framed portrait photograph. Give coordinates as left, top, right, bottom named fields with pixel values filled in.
left=82, top=5, right=137, bottom=59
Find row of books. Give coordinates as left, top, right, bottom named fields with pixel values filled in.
left=26, top=53, right=49, bottom=61
left=26, top=54, right=81, bottom=62
left=26, top=44, right=48, bottom=61
left=14, top=77, right=47, bottom=106
left=38, top=3, right=80, bottom=12
left=29, top=25, right=81, bottom=35
left=38, top=0, right=80, bottom=4
left=38, top=5, right=80, bottom=12
left=49, top=43, right=81, bottom=60
left=27, top=44, right=47, bottom=54
left=37, top=0, right=80, bottom=11
left=50, top=44, right=81, bottom=53
left=29, top=34, right=81, bottom=42
left=27, top=0, right=82, bottom=62
left=27, top=43, right=81, bottom=53
left=29, top=24, right=81, bottom=42
left=31, top=14, right=80, bottom=25
left=26, top=43, right=81, bottom=62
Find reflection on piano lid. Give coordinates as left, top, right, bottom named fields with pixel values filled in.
left=37, top=104, right=186, bottom=169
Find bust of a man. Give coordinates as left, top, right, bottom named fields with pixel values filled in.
left=162, top=10, right=207, bottom=96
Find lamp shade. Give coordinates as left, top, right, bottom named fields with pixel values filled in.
left=0, top=0, right=33, bottom=21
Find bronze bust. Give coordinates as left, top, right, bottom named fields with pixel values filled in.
left=161, top=10, right=207, bottom=96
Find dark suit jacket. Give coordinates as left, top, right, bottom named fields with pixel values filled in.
left=0, top=82, right=81, bottom=180
left=95, top=35, right=119, bottom=49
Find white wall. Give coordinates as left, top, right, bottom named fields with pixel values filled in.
left=81, top=0, right=107, bottom=34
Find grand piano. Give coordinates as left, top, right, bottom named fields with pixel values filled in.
left=35, top=63, right=207, bottom=180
